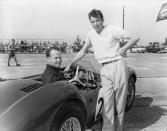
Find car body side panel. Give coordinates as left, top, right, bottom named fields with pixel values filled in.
left=79, top=84, right=101, bottom=125
left=0, top=63, right=137, bottom=131
left=0, top=79, right=39, bottom=115
left=0, top=81, right=88, bottom=131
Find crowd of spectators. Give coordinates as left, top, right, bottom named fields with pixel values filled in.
left=0, top=40, right=72, bottom=54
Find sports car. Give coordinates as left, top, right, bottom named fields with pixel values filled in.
left=0, top=61, right=136, bottom=131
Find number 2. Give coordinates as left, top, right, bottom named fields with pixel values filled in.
left=95, top=97, right=104, bottom=120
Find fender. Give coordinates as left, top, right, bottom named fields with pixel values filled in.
left=0, top=80, right=88, bottom=131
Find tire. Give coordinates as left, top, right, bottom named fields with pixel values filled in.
left=125, top=76, right=136, bottom=112
left=50, top=102, right=86, bottom=131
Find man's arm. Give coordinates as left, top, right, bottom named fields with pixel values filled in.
left=8, top=43, right=11, bottom=51
left=119, top=36, right=140, bottom=56
left=64, top=41, right=91, bottom=72
left=69, top=41, right=90, bottom=66
left=114, top=27, right=140, bottom=56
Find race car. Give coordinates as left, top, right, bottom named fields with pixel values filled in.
left=0, top=61, right=136, bottom=131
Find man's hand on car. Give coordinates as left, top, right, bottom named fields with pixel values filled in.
left=64, top=64, right=71, bottom=77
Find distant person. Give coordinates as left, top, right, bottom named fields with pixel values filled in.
left=20, top=40, right=24, bottom=53
left=41, top=47, right=64, bottom=85
left=7, top=39, right=20, bottom=66
left=64, top=9, right=140, bottom=131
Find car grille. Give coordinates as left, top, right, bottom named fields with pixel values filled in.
left=20, top=83, right=42, bottom=93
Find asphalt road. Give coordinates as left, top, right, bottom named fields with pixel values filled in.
left=0, top=53, right=167, bottom=130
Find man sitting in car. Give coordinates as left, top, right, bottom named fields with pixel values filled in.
left=41, top=47, right=65, bottom=84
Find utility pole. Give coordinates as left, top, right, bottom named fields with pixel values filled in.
left=122, top=5, right=125, bottom=47
left=123, top=5, right=125, bottom=30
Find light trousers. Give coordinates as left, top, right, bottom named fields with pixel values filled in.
left=96, top=59, right=128, bottom=131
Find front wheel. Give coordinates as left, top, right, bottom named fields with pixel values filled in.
left=125, top=76, right=136, bottom=112
left=50, top=102, right=86, bottom=131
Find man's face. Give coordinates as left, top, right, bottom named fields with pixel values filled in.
left=89, top=16, right=104, bottom=32
left=48, top=50, right=62, bottom=67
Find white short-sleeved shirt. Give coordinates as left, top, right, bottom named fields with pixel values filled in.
left=86, top=25, right=129, bottom=63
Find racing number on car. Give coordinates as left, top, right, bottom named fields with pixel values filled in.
left=95, top=97, right=104, bottom=120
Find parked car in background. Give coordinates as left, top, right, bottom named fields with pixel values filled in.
left=131, top=46, right=146, bottom=53
left=158, top=49, right=167, bottom=53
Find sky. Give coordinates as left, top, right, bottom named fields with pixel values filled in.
left=0, top=0, right=167, bottom=45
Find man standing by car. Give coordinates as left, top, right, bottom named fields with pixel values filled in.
left=7, top=39, right=20, bottom=66
left=64, top=9, right=140, bottom=131
left=41, top=47, right=64, bottom=85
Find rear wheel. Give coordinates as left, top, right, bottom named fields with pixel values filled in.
left=125, top=76, right=136, bottom=112
left=50, top=102, right=86, bottom=131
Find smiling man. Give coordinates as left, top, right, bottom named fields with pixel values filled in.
left=64, top=9, right=140, bottom=131
left=41, top=47, right=64, bottom=85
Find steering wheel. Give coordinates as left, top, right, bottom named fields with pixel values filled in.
left=68, top=66, right=88, bottom=87
left=78, top=69, right=88, bottom=84
left=63, top=67, right=76, bottom=79
left=68, top=66, right=83, bottom=83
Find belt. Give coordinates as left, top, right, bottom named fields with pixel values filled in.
left=102, top=59, right=119, bottom=65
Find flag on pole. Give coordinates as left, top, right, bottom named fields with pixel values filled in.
left=156, top=3, right=167, bottom=22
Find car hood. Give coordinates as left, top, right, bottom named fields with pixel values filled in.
left=0, top=79, right=42, bottom=116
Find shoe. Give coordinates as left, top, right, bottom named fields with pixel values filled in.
left=8, top=64, right=10, bottom=66
left=16, top=64, right=21, bottom=66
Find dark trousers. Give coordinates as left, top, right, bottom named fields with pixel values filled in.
left=8, top=51, right=18, bottom=65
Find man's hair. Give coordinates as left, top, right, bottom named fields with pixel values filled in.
left=88, top=9, right=104, bottom=20
left=45, top=47, right=60, bottom=57
left=12, top=39, right=15, bottom=42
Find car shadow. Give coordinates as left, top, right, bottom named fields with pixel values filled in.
left=124, top=95, right=167, bottom=130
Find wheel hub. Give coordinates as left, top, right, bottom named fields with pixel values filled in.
left=60, top=117, right=81, bottom=131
